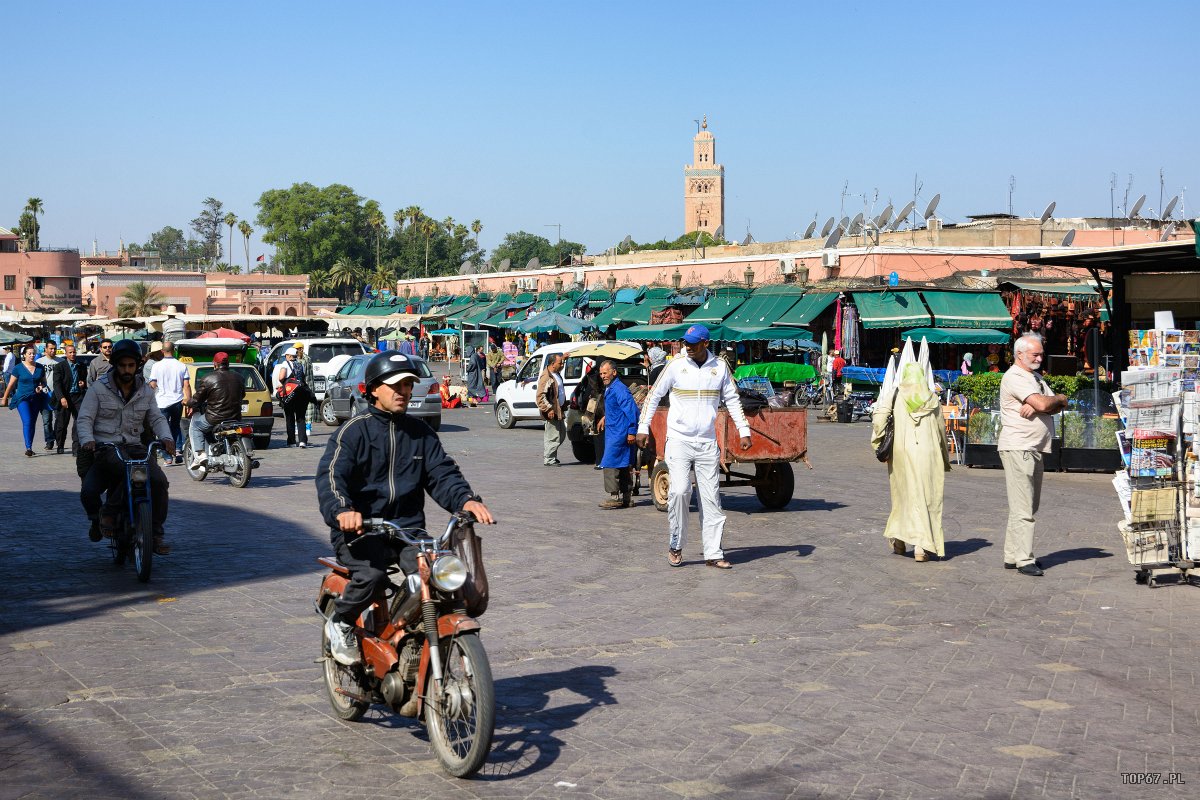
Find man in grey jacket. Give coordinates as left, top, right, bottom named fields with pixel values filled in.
left=78, top=340, right=176, bottom=553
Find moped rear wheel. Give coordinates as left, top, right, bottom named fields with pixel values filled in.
left=227, top=442, right=252, bottom=489
left=320, top=602, right=368, bottom=722
left=133, top=503, right=153, bottom=583
left=425, top=632, right=495, bottom=778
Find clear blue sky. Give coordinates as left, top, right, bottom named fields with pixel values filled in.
left=4, top=0, right=1196, bottom=262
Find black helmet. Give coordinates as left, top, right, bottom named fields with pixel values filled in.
left=363, top=352, right=421, bottom=391
left=110, top=340, right=142, bottom=365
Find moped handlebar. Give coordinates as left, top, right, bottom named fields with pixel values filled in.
left=362, top=512, right=474, bottom=547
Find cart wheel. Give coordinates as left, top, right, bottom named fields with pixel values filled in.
left=753, top=463, right=794, bottom=510
left=651, top=461, right=670, bottom=513
left=1147, top=576, right=1157, bottom=589
left=1134, top=570, right=1148, bottom=585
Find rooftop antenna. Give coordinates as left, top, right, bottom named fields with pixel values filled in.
left=1162, top=194, right=1179, bottom=220
left=839, top=180, right=849, bottom=219
left=802, top=220, right=817, bottom=239
left=823, top=227, right=842, bottom=249
left=1159, top=169, right=1165, bottom=222
left=890, top=201, right=915, bottom=232
left=911, top=174, right=924, bottom=228
left=1060, top=229, right=1076, bottom=247
left=1122, top=174, right=1133, bottom=218
left=693, top=118, right=701, bottom=134
left=1129, top=194, right=1146, bottom=219
left=922, top=193, right=941, bottom=221
left=819, top=216, right=835, bottom=237
left=1008, top=175, right=1015, bottom=216
left=1109, top=172, right=1117, bottom=221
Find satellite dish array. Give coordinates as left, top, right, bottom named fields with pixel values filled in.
left=809, top=194, right=939, bottom=242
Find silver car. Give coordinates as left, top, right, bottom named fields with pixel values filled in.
left=319, top=353, right=442, bottom=431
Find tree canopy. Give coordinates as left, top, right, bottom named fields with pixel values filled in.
left=615, top=231, right=727, bottom=253
left=190, top=197, right=225, bottom=264
left=489, top=231, right=585, bottom=271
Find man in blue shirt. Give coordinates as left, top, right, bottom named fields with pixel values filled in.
left=597, top=359, right=639, bottom=509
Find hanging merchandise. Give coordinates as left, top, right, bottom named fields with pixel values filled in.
left=841, top=303, right=860, bottom=365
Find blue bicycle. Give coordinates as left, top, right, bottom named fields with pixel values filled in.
left=98, top=442, right=162, bottom=583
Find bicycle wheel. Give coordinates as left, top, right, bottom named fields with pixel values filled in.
left=425, top=632, right=495, bottom=778
left=132, top=503, right=153, bottom=583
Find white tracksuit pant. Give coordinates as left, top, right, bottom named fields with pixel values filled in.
left=666, top=437, right=725, bottom=560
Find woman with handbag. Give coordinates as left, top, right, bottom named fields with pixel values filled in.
left=870, top=341, right=950, bottom=562
left=274, top=347, right=310, bottom=447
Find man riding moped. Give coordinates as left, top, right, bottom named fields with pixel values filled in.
left=77, top=340, right=176, bottom=554
left=187, top=351, right=246, bottom=469
left=316, top=351, right=494, bottom=666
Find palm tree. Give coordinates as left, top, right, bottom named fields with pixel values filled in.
left=307, top=268, right=332, bottom=296
left=213, top=262, right=239, bottom=273
left=329, top=257, right=364, bottom=302
left=470, top=219, right=482, bottom=246
left=24, top=197, right=43, bottom=251
left=368, top=208, right=385, bottom=269
left=420, top=218, right=438, bottom=277
left=223, top=212, right=237, bottom=266
left=371, top=263, right=396, bottom=297
left=116, top=281, right=164, bottom=317
left=392, top=208, right=407, bottom=232
left=238, top=220, right=252, bottom=273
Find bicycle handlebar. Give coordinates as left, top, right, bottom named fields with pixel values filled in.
left=96, top=441, right=163, bottom=462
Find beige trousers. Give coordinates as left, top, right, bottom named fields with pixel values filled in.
left=999, top=449, right=1043, bottom=568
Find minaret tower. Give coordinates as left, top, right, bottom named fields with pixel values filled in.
left=683, top=116, right=725, bottom=237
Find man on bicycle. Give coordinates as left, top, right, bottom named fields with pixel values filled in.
left=77, top=340, right=175, bottom=554
left=187, top=351, right=246, bottom=468
left=316, top=352, right=494, bottom=666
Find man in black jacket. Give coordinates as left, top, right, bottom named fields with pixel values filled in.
left=186, top=352, right=245, bottom=469
left=52, top=342, right=88, bottom=455
left=316, top=352, right=494, bottom=666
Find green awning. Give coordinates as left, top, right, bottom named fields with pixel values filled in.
left=853, top=291, right=931, bottom=328
left=620, top=303, right=670, bottom=326
left=710, top=325, right=816, bottom=344
left=445, top=301, right=492, bottom=327
left=773, top=292, right=838, bottom=326
left=644, top=287, right=675, bottom=301
left=902, top=327, right=1011, bottom=345
left=685, top=291, right=749, bottom=324
left=615, top=323, right=691, bottom=341
left=920, top=291, right=1012, bottom=329
left=588, top=303, right=635, bottom=329
left=586, top=289, right=611, bottom=307
left=1004, top=281, right=1101, bottom=298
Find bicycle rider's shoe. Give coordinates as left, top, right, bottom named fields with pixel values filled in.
left=87, top=518, right=102, bottom=542
left=325, top=616, right=361, bottom=666
left=98, top=512, right=117, bottom=539
left=153, top=536, right=171, bottom=556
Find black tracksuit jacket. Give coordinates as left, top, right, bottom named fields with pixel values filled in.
left=316, top=405, right=475, bottom=537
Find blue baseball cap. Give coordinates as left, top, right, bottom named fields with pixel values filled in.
left=682, top=324, right=710, bottom=344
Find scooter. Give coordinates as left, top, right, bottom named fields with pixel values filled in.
left=183, top=420, right=258, bottom=488
left=315, top=513, right=494, bottom=778
left=97, top=441, right=162, bottom=583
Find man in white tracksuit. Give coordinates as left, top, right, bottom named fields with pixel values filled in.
left=636, top=324, right=752, bottom=570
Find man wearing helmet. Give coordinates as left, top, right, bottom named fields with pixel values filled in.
left=316, top=352, right=494, bottom=666
left=77, top=339, right=176, bottom=554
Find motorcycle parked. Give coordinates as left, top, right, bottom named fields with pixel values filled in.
left=97, top=441, right=162, bottom=583
left=183, top=420, right=257, bottom=488
left=315, top=514, right=494, bottom=778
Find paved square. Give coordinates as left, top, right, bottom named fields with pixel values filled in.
left=2, top=404, right=1199, bottom=799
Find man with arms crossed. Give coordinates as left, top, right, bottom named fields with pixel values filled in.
left=636, top=325, right=751, bottom=570
left=998, top=333, right=1068, bottom=577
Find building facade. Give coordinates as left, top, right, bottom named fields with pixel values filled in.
left=683, top=117, right=725, bottom=237
left=0, top=227, right=84, bottom=312
left=80, top=268, right=338, bottom=318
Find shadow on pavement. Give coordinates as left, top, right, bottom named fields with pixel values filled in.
left=724, top=543, right=815, bottom=565
left=0, top=491, right=330, bottom=638
left=479, top=664, right=618, bottom=780
left=942, top=537, right=993, bottom=560
left=1040, top=546, right=1114, bottom=569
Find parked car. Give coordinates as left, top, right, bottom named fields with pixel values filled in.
left=492, top=341, right=644, bottom=430
left=319, top=353, right=442, bottom=431
left=261, top=337, right=373, bottom=402
left=185, top=361, right=275, bottom=450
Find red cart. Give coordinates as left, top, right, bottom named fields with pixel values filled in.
left=647, top=406, right=808, bottom=511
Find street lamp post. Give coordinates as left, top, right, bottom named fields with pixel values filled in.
left=606, top=273, right=617, bottom=293
left=744, top=266, right=755, bottom=288
left=672, top=268, right=682, bottom=290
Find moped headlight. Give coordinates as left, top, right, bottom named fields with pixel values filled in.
left=430, top=555, right=468, bottom=592
left=130, top=467, right=149, bottom=486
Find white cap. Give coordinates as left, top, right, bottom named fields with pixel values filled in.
left=284, top=347, right=298, bottom=357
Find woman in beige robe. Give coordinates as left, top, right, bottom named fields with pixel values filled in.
left=871, top=362, right=951, bottom=561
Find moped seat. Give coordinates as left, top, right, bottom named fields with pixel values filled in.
left=317, top=556, right=350, bottom=576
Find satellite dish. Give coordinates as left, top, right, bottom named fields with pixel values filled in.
left=741, top=233, right=754, bottom=246
left=1039, top=201, right=1056, bottom=223
left=694, top=232, right=704, bottom=247
left=713, top=224, right=724, bottom=240
left=803, top=221, right=817, bottom=239
left=823, top=228, right=842, bottom=249
left=849, top=213, right=864, bottom=235
left=526, top=257, right=540, bottom=270
left=838, top=216, right=850, bottom=233
left=1159, top=222, right=1176, bottom=242
left=923, top=193, right=941, bottom=219
left=820, top=217, right=836, bottom=237
left=1162, top=195, right=1179, bottom=220
left=498, top=258, right=511, bottom=272
left=482, top=260, right=493, bottom=272
left=1060, top=229, right=1076, bottom=247
left=458, top=260, right=474, bottom=275
left=892, top=201, right=915, bottom=230
left=1129, top=194, right=1146, bottom=219
left=874, top=203, right=893, bottom=229
left=620, top=235, right=633, bottom=250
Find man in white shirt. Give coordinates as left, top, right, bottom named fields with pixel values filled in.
left=35, top=342, right=60, bottom=451
left=636, top=325, right=752, bottom=570
left=149, top=341, right=192, bottom=465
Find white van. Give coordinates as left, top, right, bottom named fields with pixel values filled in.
left=492, top=340, right=643, bottom=429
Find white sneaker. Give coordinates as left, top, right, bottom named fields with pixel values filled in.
left=325, top=616, right=360, bottom=666
left=298, top=442, right=307, bottom=449
left=189, top=451, right=208, bottom=469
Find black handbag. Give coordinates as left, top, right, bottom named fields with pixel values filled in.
left=874, top=387, right=898, bottom=462
left=452, top=519, right=489, bottom=617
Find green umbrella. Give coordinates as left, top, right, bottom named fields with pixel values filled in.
left=0, top=330, right=33, bottom=345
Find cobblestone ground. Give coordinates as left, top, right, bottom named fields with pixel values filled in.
left=1, top=401, right=1199, bottom=800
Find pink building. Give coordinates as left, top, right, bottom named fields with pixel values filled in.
left=0, top=227, right=84, bottom=313
left=81, top=268, right=338, bottom=318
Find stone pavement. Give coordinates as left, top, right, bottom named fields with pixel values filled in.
left=1, top=403, right=1199, bottom=799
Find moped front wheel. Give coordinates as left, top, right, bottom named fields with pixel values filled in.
left=320, top=602, right=368, bottom=722
left=425, top=632, right=495, bottom=778
left=110, top=523, right=128, bottom=565
left=132, top=503, right=153, bottom=583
